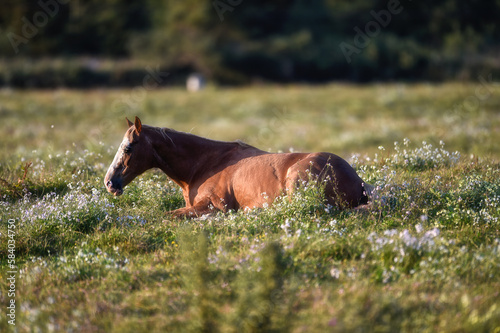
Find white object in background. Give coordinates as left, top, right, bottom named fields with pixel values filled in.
left=186, top=73, right=206, bottom=92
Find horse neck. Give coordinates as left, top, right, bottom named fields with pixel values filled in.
left=147, top=128, right=245, bottom=187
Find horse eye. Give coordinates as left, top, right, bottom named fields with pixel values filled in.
left=123, top=145, right=132, bottom=154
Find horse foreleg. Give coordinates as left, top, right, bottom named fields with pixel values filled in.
left=166, top=205, right=217, bottom=219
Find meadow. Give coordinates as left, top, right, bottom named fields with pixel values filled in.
left=1, top=83, right=499, bottom=332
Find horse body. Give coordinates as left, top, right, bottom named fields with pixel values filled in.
left=105, top=117, right=369, bottom=218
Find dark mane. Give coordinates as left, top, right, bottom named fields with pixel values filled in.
left=235, top=139, right=255, bottom=149
left=147, top=125, right=257, bottom=150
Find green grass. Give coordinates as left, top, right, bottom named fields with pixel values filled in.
left=1, top=83, right=500, bottom=332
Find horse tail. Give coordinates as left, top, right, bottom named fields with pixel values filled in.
left=360, top=183, right=378, bottom=206
left=354, top=182, right=376, bottom=208
left=363, top=183, right=375, bottom=198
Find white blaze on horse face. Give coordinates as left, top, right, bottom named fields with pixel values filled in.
left=104, top=136, right=132, bottom=194
left=115, top=136, right=132, bottom=171
left=108, top=137, right=122, bottom=165
left=118, top=136, right=130, bottom=159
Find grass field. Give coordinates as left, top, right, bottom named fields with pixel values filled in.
left=1, top=83, right=500, bottom=332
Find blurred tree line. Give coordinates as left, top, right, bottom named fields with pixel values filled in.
left=0, top=0, right=498, bottom=86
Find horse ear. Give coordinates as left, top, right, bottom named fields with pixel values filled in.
left=134, top=116, right=142, bottom=135
left=126, top=117, right=134, bottom=128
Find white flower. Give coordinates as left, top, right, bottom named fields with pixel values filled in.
left=425, top=228, right=440, bottom=238
left=330, top=268, right=341, bottom=279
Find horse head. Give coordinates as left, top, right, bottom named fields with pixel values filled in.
left=104, top=116, right=152, bottom=196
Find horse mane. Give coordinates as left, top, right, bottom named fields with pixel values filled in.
left=149, top=126, right=176, bottom=147
left=235, top=140, right=254, bottom=149
left=146, top=125, right=257, bottom=150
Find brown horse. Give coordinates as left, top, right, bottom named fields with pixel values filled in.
left=104, top=117, right=372, bottom=218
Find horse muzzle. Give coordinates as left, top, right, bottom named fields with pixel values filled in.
left=105, top=179, right=123, bottom=196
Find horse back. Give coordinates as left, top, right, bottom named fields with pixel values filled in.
left=227, top=151, right=364, bottom=209
left=281, top=152, right=365, bottom=207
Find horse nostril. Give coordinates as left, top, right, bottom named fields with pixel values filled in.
left=106, top=180, right=113, bottom=188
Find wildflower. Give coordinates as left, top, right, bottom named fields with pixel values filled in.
left=330, top=268, right=341, bottom=279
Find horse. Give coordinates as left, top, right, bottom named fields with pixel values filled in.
left=104, top=117, right=372, bottom=218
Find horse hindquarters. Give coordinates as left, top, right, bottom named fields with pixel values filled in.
left=285, top=153, right=366, bottom=209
